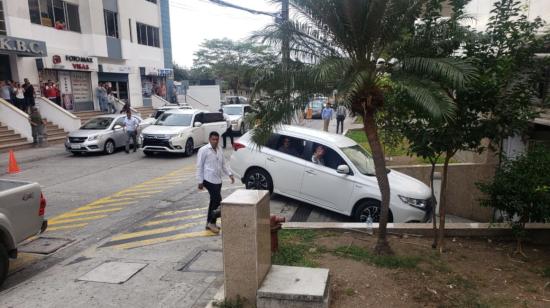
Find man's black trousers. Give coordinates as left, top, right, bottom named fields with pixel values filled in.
left=203, top=180, right=222, bottom=224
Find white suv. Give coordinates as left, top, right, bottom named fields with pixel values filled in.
left=222, top=104, right=252, bottom=135
left=230, top=125, right=433, bottom=223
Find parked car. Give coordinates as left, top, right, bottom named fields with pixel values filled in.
left=222, top=104, right=252, bottom=135
left=0, top=179, right=48, bottom=286
left=224, top=96, right=248, bottom=105
left=142, top=104, right=193, bottom=125
left=65, top=114, right=148, bottom=155
left=304, top=98, right=327, bottom=119
left=140, top=109, right=227, bottom=157
left=229, top=125, right=433, bottom=223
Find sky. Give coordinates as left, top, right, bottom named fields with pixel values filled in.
left=169, top=0, right=279, bottom=68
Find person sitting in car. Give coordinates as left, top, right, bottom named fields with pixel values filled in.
left=311, top=145, right=326, bottom=166
left=278, top=137, right=298, bottom=156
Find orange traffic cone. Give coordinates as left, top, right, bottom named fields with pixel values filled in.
left=7, top=150, right=20, bottom=174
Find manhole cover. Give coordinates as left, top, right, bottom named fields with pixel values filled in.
left=78, top=261, right=148, bottom=284
left=19, top=237, right=73, bottom=254
left=180, top=250, right=222, bottom=273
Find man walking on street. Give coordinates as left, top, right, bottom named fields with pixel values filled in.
left=220, top=108, right=233, bottom=149
left=23, top=78, right=35, bottom=113
left=29, top=107, right=45, bottom=147
left=336, top=103, right=347, bottom=134
left=123, top=110, right=139, bottom=153
left=321, top=102, right=334, bottom=132
left=197, top=131, right=235, bottom=234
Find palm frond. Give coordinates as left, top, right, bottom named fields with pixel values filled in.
left=400, top=57, right=477, bottom=88
left=393, top=77, right=456, bottom=119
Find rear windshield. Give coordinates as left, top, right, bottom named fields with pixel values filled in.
left=81, top=117, right=113, bottom=130
left=155, top=113, right=193, bottom=126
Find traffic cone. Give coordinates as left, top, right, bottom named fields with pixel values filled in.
left=7, top=150, right=20, bottom=174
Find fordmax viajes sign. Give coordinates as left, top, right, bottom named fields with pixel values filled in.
left=0, top=36, right=47, bottom=57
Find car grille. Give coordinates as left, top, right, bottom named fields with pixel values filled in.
left=143, top=138, right=171, bottom=148
left=69, top=137, right=87, bottom=143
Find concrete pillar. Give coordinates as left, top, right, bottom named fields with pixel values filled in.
left=221, top=189, right=271, bottom=307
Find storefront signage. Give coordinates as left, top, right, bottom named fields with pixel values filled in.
left=100, top=64, right=132, bottom=74
left=42, top=53, right=99, bottom=72
left=143, top=66, right=173, bottom=77
left=0, top=35, right=47, bottom=57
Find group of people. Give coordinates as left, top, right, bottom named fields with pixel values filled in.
left=321, top=101, right=348, bottom=134
left=0, top=78, right=36, bottom=113
left=96, top=82, right=117, bottom=114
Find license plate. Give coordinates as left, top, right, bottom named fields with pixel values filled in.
left=71, top=144, right=82, bottom=149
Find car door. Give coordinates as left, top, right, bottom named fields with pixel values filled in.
left=300, top=141, right=355, bottom=212
left=112, top=116, right=126, bottom=146
left=201, top=112, right=226, bottom=144
left=263, top=134, right=307, bottom=197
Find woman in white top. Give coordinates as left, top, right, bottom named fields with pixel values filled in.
left=14, top=82, right=25, bottom=112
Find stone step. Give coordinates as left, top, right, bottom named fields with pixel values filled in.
left=0, top=130, right=16, bottom=138
left=0, top=135, right=27, bottom=143
left=0, top=140, right=33, bottom=152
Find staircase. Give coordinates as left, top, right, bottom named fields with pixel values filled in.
left=133, top=106, right=155, bottom=119
left=43, top=119, right=68, bottom=144
left=73, top=111, right=107, bottom=125
left=0, top=122, right=31, bottom=151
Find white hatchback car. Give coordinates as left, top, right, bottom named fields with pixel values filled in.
left=230, top=126, right=434, bottom=223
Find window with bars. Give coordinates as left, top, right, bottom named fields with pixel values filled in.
left=136, top=22, right=160, bottom=48
left=28, top=0, right=81, bottom=32
left=104, top=10, right=118, bottom=38
left=0, top=0, right=6, bottom=36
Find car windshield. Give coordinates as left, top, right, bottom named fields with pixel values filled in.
left=223, top=106, right=243, bottom=115
left=154, top=110, right=166, bottom=119
left=81, top=117, right=113, bottom=130
left=311, top=101, right=324, bottom=109
left=155, top=113, right=193, bottom=126
left=340, top=145, right=376, bottom=175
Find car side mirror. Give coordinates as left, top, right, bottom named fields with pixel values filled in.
left=194, top=122, right=203, bottom=127
left=113, top=124, right=123, bottom=130
left=337, top=165, right=350, bottom=174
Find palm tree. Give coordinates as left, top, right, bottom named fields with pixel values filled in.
left=250, top=0, right=476, bottom=255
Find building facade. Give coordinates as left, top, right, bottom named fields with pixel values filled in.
left=0, top=0, right=173, bottom=112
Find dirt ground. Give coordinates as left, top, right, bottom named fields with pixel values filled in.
left=275, top=230, right=550, bottom=308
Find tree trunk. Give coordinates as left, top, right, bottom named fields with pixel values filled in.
left=363, top=110, right=393, bottom=255
left=429, top=160, right=438, bottom=249
left=437, top=152, right=452, bottom=253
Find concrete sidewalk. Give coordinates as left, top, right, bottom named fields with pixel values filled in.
left=0, top=144, right=67, bottom=176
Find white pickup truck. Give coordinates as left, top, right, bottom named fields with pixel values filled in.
left=0, top=179, right=48, bottom=286
left=140, top=109, right=227, bottom=157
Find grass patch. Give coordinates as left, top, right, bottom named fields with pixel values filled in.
left=333, top=245, right=421, bottom=269
left=345, top=130, right=409, bottom=157
left=272, top=230, right=319, bottom=267
left=354, top=116, right=363, bottom=124
left=344, top=288, right=355, bottom=296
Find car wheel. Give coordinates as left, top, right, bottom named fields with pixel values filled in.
left=240, top=124, right=246, bottom=135
left=354, top=200, right=382, bottom=222
left=245, top=168, right=273, bottom=194
left=143, top=151, right=154, bottom=157
left=184, top=138, right=194, bottom=157
left=104, top=140, right=115, bottom=155
left=0, top=243, right=9, bottom=287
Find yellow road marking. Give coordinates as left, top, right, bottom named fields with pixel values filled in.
left=9, top=252, right=44, bottom=274
left=57, top=208, right=123, bottom=218
left=47, top=223, right=89, bottom=231
left=112, top=230, right=217, bottom=250
left=49, top=215, right=108, bottom=225
left=89, top=197, right=137, bottom=206
left=117, top=190, right=163, bottom=196
left=143, top=213, right=206, bottom=227
left=111, top=221, right=204, bottom=241
left=78, top=201, right=138, bottom=210
left=156, top=207, right=208, bottom=218
left=122, top=186, right=175, bottom=192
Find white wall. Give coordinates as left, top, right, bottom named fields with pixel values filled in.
left=185, top=85, right=222, bottom=112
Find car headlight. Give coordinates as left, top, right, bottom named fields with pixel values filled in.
left=398, top=195, right=428, bottom=209
left=88, top=135, right=99, bottom=141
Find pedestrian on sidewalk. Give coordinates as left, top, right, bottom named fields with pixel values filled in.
left=29, top=107, right=45, bottom=147
left=220, top=108, right=233, bottom=149
left=321, top=102, right=334, bottom=132
left=107, top=91, right=117, bottom=114
left=196, top=131, right=235, bottom=234
left=23, top=78, right=35, bottom=113
left=14, top=82, right=25, bottom=111
left=96, top=82, right=108, bottom=112
left=336, top=103, right=347, bottom=134
left=0, top=80, right=12, bottom=104
left=122, top=110, right=140, bottom=153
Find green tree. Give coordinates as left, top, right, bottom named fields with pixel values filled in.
left=193, top=38, right=277, bottom=93
left=478, top=147, right=550, bottom=257
left=173, top=62, right=189, bottom=81
left=385, top=0, right=545, bottom=251
left=251, top=0, right=475, bottom=255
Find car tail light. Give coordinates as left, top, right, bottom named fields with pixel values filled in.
left=39, top=193, right=46, bottom=216
left=233, top=142, right=246, bottom=151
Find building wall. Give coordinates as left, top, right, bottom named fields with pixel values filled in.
left=1, top=0, right=172, bottom=110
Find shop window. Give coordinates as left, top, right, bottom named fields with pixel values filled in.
left=104, top=10, right=119, bottom=38
left=136, top=22, right=160, bottom=48
left=28, top=0, right=80, bottom=32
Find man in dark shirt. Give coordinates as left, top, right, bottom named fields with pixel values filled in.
left=29, top=107, right=45, bottom=147
left=23, top=78, right=35, bottom=113
left=278, top=137, right=298, bottom=156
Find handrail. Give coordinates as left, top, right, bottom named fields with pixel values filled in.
left=36, top=96, right=79, bottom=119
left=0, top=98, right=29, bottom=119
left=183, top=94, right=208, bottom=107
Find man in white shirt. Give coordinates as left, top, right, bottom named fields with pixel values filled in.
left=122, top=110, right=140, bottom=153
left=197, top=131, right=235, bottom=233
